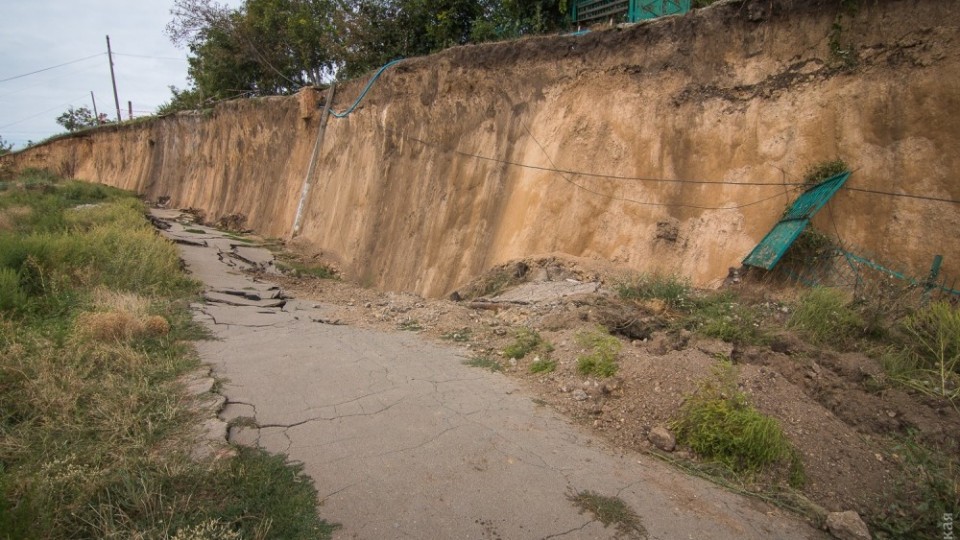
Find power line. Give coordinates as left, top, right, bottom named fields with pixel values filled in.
left=0, top=53, right=104, bottom=84
left=0, top=95, right=90, bottom=129
left=841, top=186, right=960, bottom=205
left=382, top=125, right=800, bottom=211
left=112, top=52, right=185, bottom=61
left=385, top=126, right=799, bottom=188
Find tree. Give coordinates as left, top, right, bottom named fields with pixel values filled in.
left=0, top=135, right=13, bottom=155
left=55, top=106, right=110, bottom=132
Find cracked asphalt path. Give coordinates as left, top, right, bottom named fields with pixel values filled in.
left=155, top=210, right=827, bottom=540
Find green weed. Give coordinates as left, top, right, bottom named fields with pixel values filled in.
left=803, top=159, right=848, bottom=185
left=529, top=357, right=557, bottom=374
left=396, top=319, right=423, bottom=331
left=441, top=328, right=472, bottom=342
left=883, top=302, right=960, bottom=401
left=503, top=327, right=552, bottom=359
left=568, top=490, right=647, bottom=538
left=671, top=365, right=803, bottom=485
left=871, top=434, right=959, bottom=539
left=685, top=292, right=768, bottom=345
left=276, top=259, right=338, bottom=279
left=576, top=327, right=622, bottom=378
left=616, top=273, right=691, bottom=310
left=788, top=287, right=863, bottom=347
left=463, top=356, right=502, bottom=372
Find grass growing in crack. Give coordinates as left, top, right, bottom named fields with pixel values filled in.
left=463, top=356, right=503, bottom=372
left=671, top=364, right=804, bottom=487
left=788, top=287, right=863, bottom=347
left=616, top=273, right=691, bottom=310
left=568, top=490, right=647, bottom=538
left=529, top=357, right=557, bottom=374
left=0, top=173, right=334, bottom=539
left=503, top=327, right=552, bottom=360
left=576, top=327, right=622, bottom=378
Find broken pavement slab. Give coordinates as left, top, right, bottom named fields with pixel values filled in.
left=155, top=209, right=829, bottom=540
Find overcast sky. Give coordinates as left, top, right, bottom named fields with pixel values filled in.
left=0, top=0, right=240, bottom=150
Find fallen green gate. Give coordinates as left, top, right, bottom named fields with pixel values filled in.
left=742, top=171, right=851, bottom=270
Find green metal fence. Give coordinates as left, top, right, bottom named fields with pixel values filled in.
left=571, top=0, right=691, bottom=25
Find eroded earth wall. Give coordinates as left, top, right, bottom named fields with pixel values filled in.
left=4, top=0, right=958, bottom=297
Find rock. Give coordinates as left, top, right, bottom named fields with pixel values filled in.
left=693, top=338, right=734, bottom=359
left=647, top=426, right=676, bottom=452
left=826, top=511, right=871, bottom=540
left=572, top=389, right=589, bottom=401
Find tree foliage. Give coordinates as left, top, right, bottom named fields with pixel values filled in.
left=0, top=135, right=12, bottom=155
left=163, top=0, right=569, bottom=111
left=55, top=106, right=111, bottom=132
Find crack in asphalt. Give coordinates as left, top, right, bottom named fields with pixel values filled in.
left=541, top=520, right=594, bottom=539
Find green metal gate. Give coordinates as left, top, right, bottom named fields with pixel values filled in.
left=742, top=171, right=851, bottom=270
left=571, top=0, right=691, bottom=25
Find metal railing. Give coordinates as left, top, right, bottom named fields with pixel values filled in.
left=571, top=0, right=691, bottom=25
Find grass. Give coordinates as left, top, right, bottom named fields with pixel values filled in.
left=671, top=364, right=804, bottom=487
left=463, top=356, right=502, bottom=372
left=440, top=327, right=472, bottom=342
left=871, top=434, right=960, bottom=539
left=788, top=287, right=863, bottom=347
left=503, top=327, right=552, bottom=360
left=802, top=159, right=848, bottom=185
left=396, top=319, right=423, bottom=331
left=0, top=173, right=334, bottom=539
left=275, top=258, right=338, bottom=279
left=576, top=327, right=622, bottom=378
left=616, top=273, right=691, bottom=310
left=568, top=490, right=647, bottom=538
left=529, top=357, right=557, bottom=374
left=882, top=302, right=960, bottom=401
left=684, top=292, right=768, bottom=345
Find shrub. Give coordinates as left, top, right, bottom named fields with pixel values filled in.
left=686, top=292, right=767, bottom=345
left=576, top=327, right=622, bottom=378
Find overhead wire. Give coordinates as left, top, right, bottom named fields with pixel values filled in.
left=379, top=125, right=802, bottom=211
left=0, top=53, right=104, bottom=83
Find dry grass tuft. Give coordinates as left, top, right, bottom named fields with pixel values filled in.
left=143, top=315, right=171, bottom=337
left=0, top=205, right=32, bottom=231
left=74, top=311, right=144, bottom=342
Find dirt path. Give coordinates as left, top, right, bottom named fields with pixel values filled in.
left=155, top=210, right=826, bottom=540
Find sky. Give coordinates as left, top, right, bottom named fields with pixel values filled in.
left=0, top=0, right=240, bottom=150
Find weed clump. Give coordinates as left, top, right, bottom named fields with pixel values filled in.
left=616, top=273, right=691, bottom=310
left=503, top=327, right=552, bottom=360
left=802, top=159, right=848, bottom=185
left=568, top=490, right=647, bottom=538
left=883, top=302, right=960, bottom=401
left=463, top=356, right=502, bottom=372
left=576, top=327, right=622, bottom=378
left=685, top=292, right=767, bottom=345
left=788, top=287, right=863, bottom=347
left=529, top=357, right=557, bottom=374
left=672, top=365, right=803, bottom=486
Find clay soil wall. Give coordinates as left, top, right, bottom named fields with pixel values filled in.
left=4, top=0, right=958, bottom=297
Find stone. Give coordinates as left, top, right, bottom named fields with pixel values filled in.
left=826, top=511, right=871, bottom=540
left=572, top=389, right=589, bottom=401
left=648, top=426, right=676, bottom=452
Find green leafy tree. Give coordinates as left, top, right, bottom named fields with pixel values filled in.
left=0, top=135, right=12, bottom=155
left=55, top=106, right=110, bottom=132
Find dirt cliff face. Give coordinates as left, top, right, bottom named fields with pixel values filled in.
left=5, top=0, right=958, bottom=297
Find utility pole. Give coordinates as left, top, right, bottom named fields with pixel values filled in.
left=90, top=91, right=100, bottom=126
left=128, top=101, right=133, bottom=120
left=106, top=35, right=121, bottom=122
